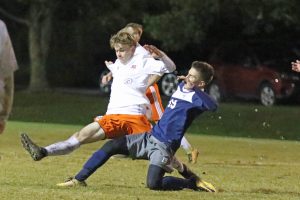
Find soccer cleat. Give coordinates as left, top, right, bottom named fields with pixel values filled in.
left=56, top=177, right=87, bottom=187
left=20, top=133, right=46, bottom=161
left=179, top=164, right=217, bottom=192
left=196, top=179, right=217, bottom=192
left=191, top=148, right=199, bottom=164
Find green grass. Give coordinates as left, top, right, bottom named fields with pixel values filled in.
left=1, top=90, right=300, bottom=199
left=11, top=90, right=108, bottom=125
left=11, top=90, right=300, bottom=140
left=1, top=121, right=300, bottom=200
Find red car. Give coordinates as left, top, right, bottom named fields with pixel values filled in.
left=207, top=43, right=300, bottom=106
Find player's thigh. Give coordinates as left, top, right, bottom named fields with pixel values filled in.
left=75, top=122, right=105, bottom=143
left=126, top=133, right=149, bottom=159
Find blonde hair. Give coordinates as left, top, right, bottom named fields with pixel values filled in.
left=109, top=32, right=136, bottom=49
left=125, top=23, right=143, bottom=35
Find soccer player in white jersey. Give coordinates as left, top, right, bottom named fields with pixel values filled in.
left=103, top=23, right=199, bottom=163
left=57, top=61, right=218, bottom=192
left=20, top=31, right=176, bottom=161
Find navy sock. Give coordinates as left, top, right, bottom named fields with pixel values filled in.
left=147, top=165, right=197, bottom=191
left=161, top=176, right=197, bottom=190
left=75, top=150, right=110, bottom=181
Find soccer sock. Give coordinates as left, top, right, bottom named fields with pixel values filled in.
left=170, top=157, right=184, bottom=173
left=146, top=164, right=196, bottom=191
left=180, top=136, right=192, bottom=154
left=161, top=176, right=197, bottom=190
left=178, top=163, right=198, bottom=179
left=45, top=136, right=80, bottom=156
left=75, top=149, right=110, bottom=181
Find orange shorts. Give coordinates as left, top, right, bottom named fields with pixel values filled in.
left=95, top=114, right=151, bottom=139
left=146, top=83, right=164, bottom=122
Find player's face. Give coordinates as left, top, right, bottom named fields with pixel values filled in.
left=126, top=27, right=141, bottom=42
left=114, top=43, right=135, bottom=64
left=184, top=67, right=205, bottom=90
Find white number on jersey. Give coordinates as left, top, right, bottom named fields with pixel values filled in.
left=167, top=99, right=177, bottom=109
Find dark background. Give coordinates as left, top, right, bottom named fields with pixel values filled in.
left=1, top=0, right=300, bottom=89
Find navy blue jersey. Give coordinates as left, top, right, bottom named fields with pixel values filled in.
left=151, top=82, right=218, bottom=153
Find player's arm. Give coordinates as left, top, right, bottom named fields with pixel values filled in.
left=147, top=74, right=162, bottom=88
left=143, top=44, right=176, bottom=72
left=177, top=75, right=187, bottom=82
left=102, top=61, right=113, bottom=84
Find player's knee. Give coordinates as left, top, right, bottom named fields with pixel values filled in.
left=146, top=165, right=164, bottom=190
left=147, top=178, right=161, bottom=190
left=74, top=132, right=89, bottom=143
left=73, top=132, right=83, bottom=142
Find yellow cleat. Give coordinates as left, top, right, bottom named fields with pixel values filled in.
left=56, top=177, right=87, bottom=187
left=196, top=179, right=217, bottom=192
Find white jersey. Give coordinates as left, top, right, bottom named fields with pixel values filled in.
left=135, top=43, right=149, bottom=56
left=106, top=53, right=174, bottom=115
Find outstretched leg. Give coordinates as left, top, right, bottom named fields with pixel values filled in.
left=21, top=122, right=105, bottom=161
left=57, top=137, right=128, bottom=187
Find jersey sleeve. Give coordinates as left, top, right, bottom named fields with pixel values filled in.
left=144, top=57, right=175, bottom=76
left=107, top=62, right=117, bottom=74
left=193, top=90, right=218, bottom=111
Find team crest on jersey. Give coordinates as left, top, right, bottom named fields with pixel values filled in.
left=167, top=99, right=177, bottom=109
left=124, top=78, right=133, bottom=85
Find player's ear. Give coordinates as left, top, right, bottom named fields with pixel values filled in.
left=197, top=80, right=205, bottom=88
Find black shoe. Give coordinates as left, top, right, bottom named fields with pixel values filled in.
left=20, top=133, right=46, bottom=161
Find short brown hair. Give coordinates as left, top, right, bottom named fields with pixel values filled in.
left=191, top=61, right=214, bottom=84
left=110, top=31, right=136, bottom=49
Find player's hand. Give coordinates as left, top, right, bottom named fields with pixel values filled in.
left=105, top=61, right=113, bottom=67
left=291, top=60, right=300, bottom=72
left=143, top=45, right=164, bottom=59
left=102, top=72, right=112, bottom=85
left=0, top=120, right=6, bottom=134
left=177, top=75, right=187, bottom=81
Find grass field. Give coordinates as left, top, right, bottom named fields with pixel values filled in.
left=1, top=121, right=300, bottom=200
left=10, top=90, right=300, bottom=140
left=0, top=90, right=300, bottom=199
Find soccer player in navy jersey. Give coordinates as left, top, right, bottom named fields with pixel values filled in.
left=57, top=61, right=218, bottom=192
